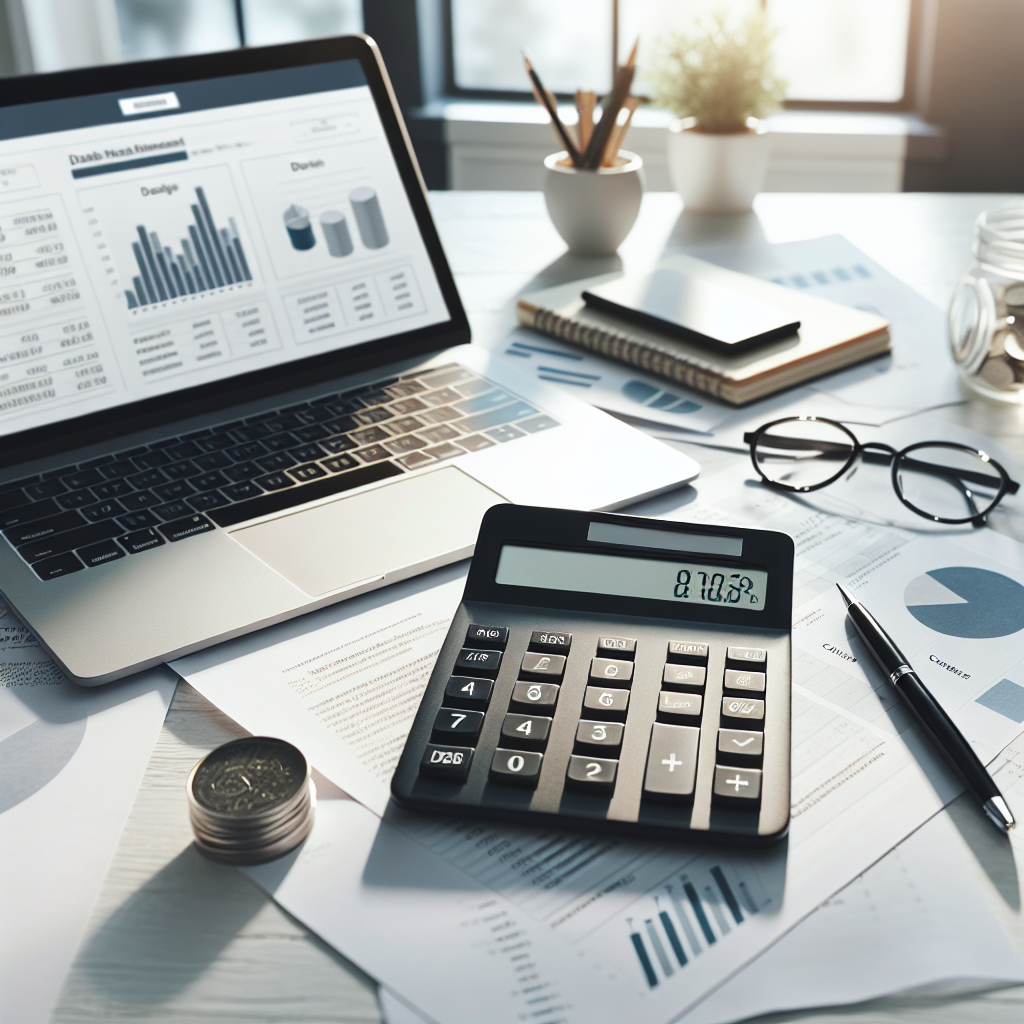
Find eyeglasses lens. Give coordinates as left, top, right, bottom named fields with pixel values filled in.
left=895, top=445, right=1004, bottom=522
left=752, top=419, right=855, bottom=490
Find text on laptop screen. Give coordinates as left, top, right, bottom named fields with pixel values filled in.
left=0, top=60, right=451, bottom=439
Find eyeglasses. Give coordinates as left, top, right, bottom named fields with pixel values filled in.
left=744, top=416, right=1020, bottom=527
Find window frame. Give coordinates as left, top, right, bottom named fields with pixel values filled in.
left=440, top=0, right=924, bottom=111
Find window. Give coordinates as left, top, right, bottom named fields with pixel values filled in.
left=449, top=0, right=917, bottom=108
left=114, top=0, right=362, bottom=62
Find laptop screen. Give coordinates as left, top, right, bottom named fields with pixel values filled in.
left=0, top=58, right=452, bottom=441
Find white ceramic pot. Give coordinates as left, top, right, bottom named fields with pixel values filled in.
left=542, top=150, right=644, bottom=257
left=666, top=121, right=770, bottom=213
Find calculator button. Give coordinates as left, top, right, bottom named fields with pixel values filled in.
left=667, top=641, right=709, bottom=663
left=658, top=691, right=702, bottom=718
left=420, top=743, right=474, bottom=781
left=724, top=669, right=765, bottom=693
left=721, top=696, right=765, bottom=724
left=713, top=765, right=762, bottom=801
left=490, top=748, right=543, bottom=786
left=663, top=664, right=706, bottom=688
left=583, top=686, right=630, bottom=716
left=718, top=729, right=764, bottom=759
left=597, top=636, right=636, bottom=658
left=566, top=754, right=618, bottom=789
left=644, top=723, right=700, bottom=797
left=432, top=708, right=485, bottom=741
left=529, top=630, right=572, bottom=652
left=727, top=646, right=766, bottom=665
left=444, top=676, right=493, bottom=708
left=575, top=720, right=624, bottom=748
left=520, top=652, right=566, bottom=678
left=465, top=624, right=509, bottom=648
left=589, top=657, right=634, bottom=685
left=500, top=713, right=551, bottom=746
left=454, top=648, right=503, bottom=677
left=511, top=680, right=560, bottom=709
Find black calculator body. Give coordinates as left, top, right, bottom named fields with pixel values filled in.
left=391, top=505, right=794, bottom=844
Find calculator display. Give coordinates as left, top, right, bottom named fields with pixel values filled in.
left=495, top=546, right=768, bottom=611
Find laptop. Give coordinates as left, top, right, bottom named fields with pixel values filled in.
left=0, top=35, right=699, bottom=686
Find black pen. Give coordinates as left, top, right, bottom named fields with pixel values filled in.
left=836, top=583, right=1015, bottom=833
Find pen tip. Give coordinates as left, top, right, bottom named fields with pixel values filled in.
left=984, top=796, right=1016, bottom=833
left=835, top=583, right=854, bottom=609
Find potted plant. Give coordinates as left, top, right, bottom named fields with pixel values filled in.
left=648, top=8, right=786, bottom=213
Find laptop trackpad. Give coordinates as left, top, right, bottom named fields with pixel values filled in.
left=229, top=466, right=507, bottom=596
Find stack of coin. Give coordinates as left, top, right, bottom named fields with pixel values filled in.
left=187, top=736, right=315, bottom=865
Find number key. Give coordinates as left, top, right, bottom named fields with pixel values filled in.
left=520, top=652, right=566, bottom=678
left=432, top=708, right=484, bottom=741
left=420, top=744, right=473, bottom=782
left=465, top=623, right=508, bottom=648
left=500, top=713, right=551, bottom=747
left=489, top=748, right=543, bottom=786
left=575, top=720, right=624, bottom=748
left=454, top=648, right=502, bottom=677
left=529, top=630, right=571, bottom=652
left=444, top=676, right=493, bottom=709
left=583, top=686, right=629, bottom=718
left=566, top=754, right=618, bottom=789
left=589, top=657, right=633, bottom=685
left=510, top=680, right=559, bottom=709
left=597, top=636, right=636, bottom=658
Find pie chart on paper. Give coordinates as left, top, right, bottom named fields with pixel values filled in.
left=904, top=566, right=1024, bottom=639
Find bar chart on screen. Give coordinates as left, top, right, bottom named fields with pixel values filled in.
left=77, top=165, right=259, bottom=316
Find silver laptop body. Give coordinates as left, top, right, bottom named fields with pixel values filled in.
left=0, top=37, right=699, bottom=685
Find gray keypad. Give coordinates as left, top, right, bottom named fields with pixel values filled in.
left=589, top=657, right=633, bottom=684
left=583, top=685, right=630, bottom=714
left=520, top=651, right=566, bottom=677
left=727, top=646, right=766, bottom=664
left=658, top=690, right=702, bottom=718
left=718, top=728, right=763, bottom=756
left=567, top=754, right=618, bottom=787
left=724, top=668, right=765, bottom=693
left=644, top=723, right=699, bottom=796
left=511, top=680, right=559, bottom=707
left=663, top=664, right=706, bottom=687
left=713, top=765, right=762, bottom=800
left=722, top=696, right=765, bottom=722
left=576, top=719, right=624, bottom=747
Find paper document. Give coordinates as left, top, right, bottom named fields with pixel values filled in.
left=173, top=565, right=467, bottom=816
left=0, top=598, right=175, bottom=1024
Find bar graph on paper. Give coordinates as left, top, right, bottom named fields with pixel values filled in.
left=78, top=167, right=257, bottom=314
left=125, top=186, right=252, bottom=308
left=626, top=861, right=768, bottom=989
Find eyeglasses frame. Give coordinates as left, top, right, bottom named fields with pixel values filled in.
left=744, top=415, right=1020, bottom=527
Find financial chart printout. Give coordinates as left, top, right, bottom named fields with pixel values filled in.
left=0, top=61, right=450, bottom=438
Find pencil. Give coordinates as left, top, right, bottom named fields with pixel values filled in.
left=575, top=89, right=596, bottom=151
left=600, top=94, right=639, bottom=166
left=523, top=54, right=581, bottom=165
left=581, top=62, right=634, bottom=169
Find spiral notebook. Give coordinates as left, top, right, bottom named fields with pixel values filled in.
left=516, top=254, right=891, bottom=406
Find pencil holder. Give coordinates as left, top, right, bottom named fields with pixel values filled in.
left=542, top=151, right=644, bottom=257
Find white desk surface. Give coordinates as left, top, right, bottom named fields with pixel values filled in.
left=52, top=192, right=1024, bottom=1024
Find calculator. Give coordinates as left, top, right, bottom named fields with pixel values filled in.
left=391, top=505, right=794, bottom=843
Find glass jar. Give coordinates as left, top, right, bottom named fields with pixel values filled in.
left=949, top=203, right=1024, bottom=401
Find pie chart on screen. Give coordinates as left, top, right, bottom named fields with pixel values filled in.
left=904, top=566, right=1024, bottom=639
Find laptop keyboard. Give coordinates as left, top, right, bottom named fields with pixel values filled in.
left=1, top=364, right=559, bottom=582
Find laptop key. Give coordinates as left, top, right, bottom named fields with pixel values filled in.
left=116, top=510, right=160, bottom=531
left=321, top=454, right=359, bottom=473
left=389, top=416, right=424, bottom=433
left=96, top=460, right=137, bottom=480
left=289, top=443, right=326, bottom=463
left=119, top=490, right=162, bottom=510
left=132, top=450, right=171, bottom=469
left=120, top=528, right=166, bottom=553
left=126, top=468, right=168, bottom=490
left=324, top=415, right=358, bottom=434
left=92, top=479, right=133, bottom=500
left=77, top=539, right=126, bottom=567
left=254, top=472, right=293, bottom=491
left=0, top=488, right=29, bottom=513
left=419, top=424, right=460, bottom=443
left=3, top=509, right=85, bottom=545
left=220, top=461, right=258, bottom=483
left=193, top=433, right=235, bottom=453
left=485, top=424, right=525, bottom=443
left=288, top=463, right=327, bottom=483
left=61, top=468, right=104, bottom=490
left=188, top=491, right=230, bottom=512
left=353, top=407, right=393, bottom=425
left=457, top=434, right=494, bottom=453
left=292, top=423, right=328, bottom=442
left=320, top=434, right=357, bottom=454
left=32, top=551, right=85, bottom=580
left=18, top=518, right=121, bottom=562
left=225, top=441, right=266, bottom=461
left=460, top=402, right=537, bottom=433
left=518, top=415, right=559, bottom=434
left=385, top=435, right=427, bottom=454
left=80, top=499, right=126, bottom=523
left=354, top=444, right=390, bottom=462
left=192, top=452, right=232, bottom=472
left=262, top=432, right=300, bottom=452
left=55, top=489, right=97, bottom=510
left=164, top=441, right=202, bottom=461
left=220, top=481, right=263, bottom=502
left=1, top=498, right=62, bottom=530
left=350, top=426, right=390, bottom=446
left=153, top=480, right=195, bottom=502
left=163, top=459, right=198, bottom=480
left=25, top=478, right=67, bottom=500
left=160, top=514, right=215, bottom=542
left=190, top=470, right=228, bottom=491
left=152, top=500, right=191, bottom=521
left=257, top=452, right=296, bottom=472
